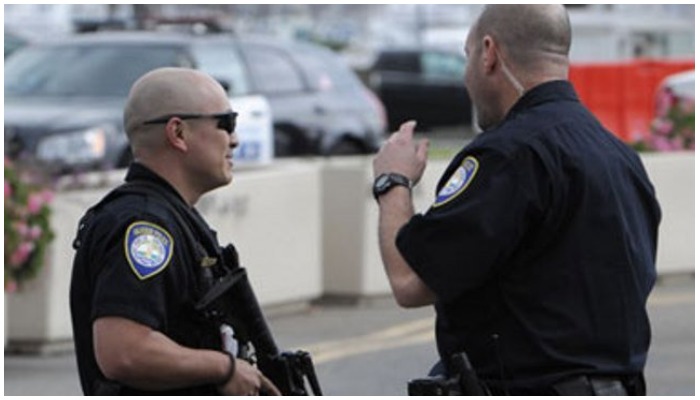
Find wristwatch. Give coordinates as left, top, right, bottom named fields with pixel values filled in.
left=373, top=173, right=412, bottom=201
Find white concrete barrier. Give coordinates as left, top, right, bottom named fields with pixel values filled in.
left=6, top=152, right=693, bottom=352
left=6, top=161, right=323, bottom=352
left=641, top=152, right=695, bottom=275
left=320, top=156, right=450, bottom=297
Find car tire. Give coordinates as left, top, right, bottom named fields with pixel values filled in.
left=274, top=129, right=295, bottom=158
left=328, top=138, right=365, bottom=156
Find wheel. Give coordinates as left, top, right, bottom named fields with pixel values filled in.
left=328, top=138, right=365, bottom=156
left=274, top=129, right=295, bottom=158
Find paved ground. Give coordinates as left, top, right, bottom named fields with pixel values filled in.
left=4, top=273, right=694, bottom=396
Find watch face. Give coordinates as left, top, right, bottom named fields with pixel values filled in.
left=376, top=174, right=390, bottom=189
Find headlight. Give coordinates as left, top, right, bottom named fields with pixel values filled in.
left=36, top=126, right=108, bottom=165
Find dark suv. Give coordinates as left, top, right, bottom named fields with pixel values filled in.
left=369, top=48, right=472, bottom=131
left=239, top=36, right=387, bottom=156
left=4, top=32, right=274, bottom=173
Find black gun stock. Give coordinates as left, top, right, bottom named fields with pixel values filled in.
left=195, top=245, right=322, bottom=396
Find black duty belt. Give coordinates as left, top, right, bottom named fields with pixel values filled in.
left=552, top=375, right=646, bottom=396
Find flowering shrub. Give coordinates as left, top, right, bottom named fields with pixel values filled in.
left=4, top=158, right=55, bottom=293
left=633, top=87, right=695, bottom=152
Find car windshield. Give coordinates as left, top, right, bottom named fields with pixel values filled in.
left=5, top=44, right=189, bottom=97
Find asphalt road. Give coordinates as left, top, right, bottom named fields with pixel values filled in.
left=4, top=273, right=694, bottom=396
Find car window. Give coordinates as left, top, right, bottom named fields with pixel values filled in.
left=421, top=51, right=465, bottom=81
left=244, top=45, right=305, bottom=94
left=5, top=45, right=191, bottom=97
left=294, top=45, right=359, bottom=91
left=375, top=52, right=420, bottom=74
left=191, top=42, right=251, bottom=96
left=4, top=32, right=26, bottom=57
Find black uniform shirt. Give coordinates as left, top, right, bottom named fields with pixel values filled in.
left=69, top=163, right=222, bottom=395
left=397, top=81, right=661, bottom=390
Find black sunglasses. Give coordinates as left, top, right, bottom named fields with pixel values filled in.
left=142, top=111, right=238, bottom=134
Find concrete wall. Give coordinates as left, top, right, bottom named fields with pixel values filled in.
left=5, top=153, right=694, bottom=351
left=641, top=152, right=695, bottom=274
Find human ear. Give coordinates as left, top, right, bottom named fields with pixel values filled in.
left=482, top=35, right=498, bottom=73
left=165, top=118, right=188, bottom=152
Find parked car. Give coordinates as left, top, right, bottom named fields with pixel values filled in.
left=4, top=32, right=273, bottom=174
left=656, top=69, right=694, bottom=112
left=239, top=36, right=387, bottom=157
left=369, top=47, right=472, bottom=131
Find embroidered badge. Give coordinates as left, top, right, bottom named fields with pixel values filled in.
left=433, top=156, right=480, bottom=208
left=124, top=221, right=174, bottom=280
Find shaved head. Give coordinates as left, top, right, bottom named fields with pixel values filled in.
left=472, top=5, right=571, bottom=69
left=124, top=67, right=228, bottom=152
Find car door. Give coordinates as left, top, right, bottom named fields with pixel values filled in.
left=418, top=50, right=471, bottom=127
left=192, top=40, right=274, bottom=165
left=242, top=41, right=322, bottom=156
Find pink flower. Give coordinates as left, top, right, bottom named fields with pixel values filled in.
left=5, top=180, right=12, bottom=199
left=656, top=88, right=675, bottom=116
left=650, top=136, right=674, bottom=152
left=28, top=225, right=43, bottom=240
left=9, top=242, right=35, bottom=268
left=13, top=221, right=29, bottom=237
left=669, top=137, right=685, bottom=151
left=41, top=189, right=55, bottom=204
left=652, top=118, right=674, bottom=137
left=27, top=192, right=45, bottom=215
left=5, top=280, right=18, bottom=294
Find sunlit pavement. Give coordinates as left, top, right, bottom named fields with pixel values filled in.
left=4, top=273, right=693, bottom=396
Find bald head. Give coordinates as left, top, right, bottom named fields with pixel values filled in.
left=473, top=5, right=571, bottom=70
left=123, top=67, right=228, bottom=151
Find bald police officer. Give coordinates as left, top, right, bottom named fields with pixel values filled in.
left=70, top=68, right=280, bottom=395
left=373, top=5, right=660, bottom=395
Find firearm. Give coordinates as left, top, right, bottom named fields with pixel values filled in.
left=407, top=352, right=488, bottom=396
left=195, top=244, right=323, bottom=396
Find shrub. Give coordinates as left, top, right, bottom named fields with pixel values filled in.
left=4, top=158, right=55, bottom=292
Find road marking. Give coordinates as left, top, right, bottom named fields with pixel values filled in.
left=301, top=318, right=434, bottom=365
left=301, top=290, right=693, bottom=364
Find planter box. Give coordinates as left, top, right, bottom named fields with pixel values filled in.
left=321, top=156, right=449, bottom=298
left=320, top=152, right=694, bottom=298
left=641, top=152, right=695, bottom=275
left=6, top=161, right=323, bottom=353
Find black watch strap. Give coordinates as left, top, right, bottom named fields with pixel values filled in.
left=373, top=173, right=412, bottom=201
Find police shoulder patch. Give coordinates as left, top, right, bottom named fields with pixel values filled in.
left=124, top=221, right=174, bottom=280
left=433, top=156, right=480, bottom=208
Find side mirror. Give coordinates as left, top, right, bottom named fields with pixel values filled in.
left=215, top=77, right=232, bottom=94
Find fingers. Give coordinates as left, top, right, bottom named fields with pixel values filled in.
left=416, top=138, right=430, bottom=161
left=391, top=120, right=416, bottom=142
left=399, top=120, right=417, bottom=135
left=259, top=374, right=282, bottom=396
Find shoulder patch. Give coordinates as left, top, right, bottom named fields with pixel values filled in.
left=124, top=221, right=174, bottom=280
left=433, top=156, right=480, bottom=208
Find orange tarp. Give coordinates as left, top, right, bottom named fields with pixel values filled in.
left=569, top=59, right=694, bottom=142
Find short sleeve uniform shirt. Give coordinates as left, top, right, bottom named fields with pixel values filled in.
left=397, top=81, right=661, bottom=390
left=70, top=163, right=221, bottom=395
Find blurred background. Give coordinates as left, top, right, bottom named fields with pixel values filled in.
left=4, top=4, right=695, bottom=172
left=4, top=4, right=695, bottom=396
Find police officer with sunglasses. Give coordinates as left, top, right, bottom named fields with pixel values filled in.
left=70, top=67, right=280, bottom=396
left=373, top=5, right=660, bottom=395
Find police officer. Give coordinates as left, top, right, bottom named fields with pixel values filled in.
left=373, top=5, right=660, bottom=395
left=69, top=68, right=280, bottom=396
